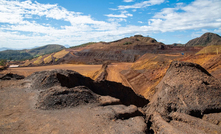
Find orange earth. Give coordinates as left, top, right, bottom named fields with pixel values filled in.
left=1, top=64, right=102, bottom=78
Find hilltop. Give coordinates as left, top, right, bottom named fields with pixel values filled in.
left=183, top=32, right=221, bottom=55
left=0, top=44, right=65, bottom=61
left=21, top=35, right=201, bottom=66
left=27, top=44, right=65, bottom=56
left=185, top=32, right=221, bottom=46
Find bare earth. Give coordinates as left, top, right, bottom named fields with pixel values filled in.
left=0, top=81, right=146, bottom=133
left=106, top=62, right=133, bottom=84
left=1, top=61, right=220, bottom=133
left=0, top=67, right=148, bottom=134
left=1, top=64, right=102, bottom=77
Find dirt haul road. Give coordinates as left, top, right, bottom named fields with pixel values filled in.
left=1, top=64, right=102, bottom=77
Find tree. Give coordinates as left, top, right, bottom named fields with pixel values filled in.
left=0, top=59, right=7, bottom=66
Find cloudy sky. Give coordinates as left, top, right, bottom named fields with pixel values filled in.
left=0, top=0, right=221, bottom=49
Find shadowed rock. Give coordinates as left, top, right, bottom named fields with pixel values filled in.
left=0, top=73, right=25, bottom=80
left=26, top=69, right=148, bottom=107
left=36, top=86, right=98, bottom=110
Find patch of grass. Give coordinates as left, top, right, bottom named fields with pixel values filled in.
left=196, top=45, right=221, bottom=55
left=33, top=56, right=43, bottom=65
left=179, top=54, right=217, bottom=69
left=53, top=50, right=69, bottom=59
left=44, top=54, right=52, bottom=64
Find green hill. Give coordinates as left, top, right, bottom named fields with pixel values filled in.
left=28, top=44, right=65, bottom=56
left=0, top=44, right=65, bottom=61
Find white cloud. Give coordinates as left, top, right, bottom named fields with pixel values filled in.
left=108, top=18, right=127, bottom=22
left=105, top=14, right=130, bottom=18
left=191, top=32, right=202, bottom=38
left=105, top=11, right=133, bottom=18
left=148, top=0, right=221, bottom=32
left=214, top=27, right=221, bottom=33
left=123, top=0, right=134, bottom=2
left=0, top=0, right=221, bottom=48
left=118, top=0, right=165, bottom=10
left=159, top=39, right=165, bottom=42
left=138, top=21, right=143, bottom=23
left=0, top=0, right=121, bottom=48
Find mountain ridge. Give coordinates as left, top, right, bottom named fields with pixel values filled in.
left=21, top=35, right=202, bottom=66
left=0, top=44, right=65, bottom=61
left=185, top=32, right=221, bottom=46
left=3, top=32, right=220, bottom=65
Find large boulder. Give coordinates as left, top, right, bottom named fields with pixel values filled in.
left=26, top=69, right=148, bottom=107
left=25, top=69, right=91, bottom=89
left=145, top=61, right=221, bottom=133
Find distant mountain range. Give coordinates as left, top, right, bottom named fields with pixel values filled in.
left=1, top=32, right=221, bottom=62
left=21, top=34, right=202, bottom=66
left=0, top=47, right=14, bottom=51
left=0, top=44, right=65, bottom=60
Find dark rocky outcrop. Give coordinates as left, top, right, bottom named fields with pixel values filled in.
left=145, top=61, right=221, bottom=133
left=26, top=69, right=148, bottom=107
left=185, top=32, right=221, bottom=46
left=0, top=73, right=25, bottom=80
left=36, top=86, right=98, bottom=110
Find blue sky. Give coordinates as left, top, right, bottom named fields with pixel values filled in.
left=0, top=0, right=221, bottom=49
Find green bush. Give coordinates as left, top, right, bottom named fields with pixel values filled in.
left=0, top=59, right=7, bottom=66
left=123, top=42, right=132, bottom=45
